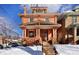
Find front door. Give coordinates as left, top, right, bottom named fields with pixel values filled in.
left=40, top=29, right=48, bottom=41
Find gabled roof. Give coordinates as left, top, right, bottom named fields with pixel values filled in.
left=58, top=10, right=79, bottom=21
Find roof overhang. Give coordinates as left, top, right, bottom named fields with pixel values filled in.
left=19, top=13, right=61, bottom=18
left=25, top=24, right=61, bottom=29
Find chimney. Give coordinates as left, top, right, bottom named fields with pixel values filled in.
left=23, top=5, right=27, bottom=15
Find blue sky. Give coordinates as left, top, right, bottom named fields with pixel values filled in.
left=0, top=4, right=79, bottom=36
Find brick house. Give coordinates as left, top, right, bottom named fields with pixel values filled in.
left=19, top=5, right=61, bottom=45
left=58, top=6, right=79, bottom=44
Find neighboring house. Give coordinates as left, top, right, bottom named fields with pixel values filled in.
left=0, top=34, right=9, bottom=45
left=0, top=28, right=20, bottom=45
left=58, top=6, right=79, bottom=44
left=19, top=5, right=61, bottom=45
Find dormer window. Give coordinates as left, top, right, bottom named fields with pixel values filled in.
left=31, top=4, right=47, bottom=14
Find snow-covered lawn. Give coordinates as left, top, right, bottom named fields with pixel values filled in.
left=1, top=44, right=79, bottom=55
left=54, top=44, right=79, bottom=55
left=0, top=46, right=43, bottom=55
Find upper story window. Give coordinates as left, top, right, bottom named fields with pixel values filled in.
left=72, top=16, right=77, bottom=24
left=32, top=9, right=47, bottom=14
left=30, top=18, right=33, bottom=22
left=45, top=17, right=49, bottom=22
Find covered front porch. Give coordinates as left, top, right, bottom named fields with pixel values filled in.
left=21, top=21, right=61, bottom=45
left=65, top=23, right=79, bottom=44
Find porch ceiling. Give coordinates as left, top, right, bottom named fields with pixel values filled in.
left=26, top=24, right=61, bottom=29
left=19, top=13, right=61, bottom=18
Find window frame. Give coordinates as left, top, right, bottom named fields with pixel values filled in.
left=72, top=16, right=77, bottom=24
left=28, top=30, right=36, bottom=38
left=30, top=17, right=33, bottom=22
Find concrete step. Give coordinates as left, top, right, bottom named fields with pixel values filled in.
left=42, top=41, right=56, bottom=55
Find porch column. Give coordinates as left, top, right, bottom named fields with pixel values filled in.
left=22, top=29, right=26, bottom=38
left=74, top=26, right=77, bottom=44
left=48, top=29, right=52, bottom=41
left=22, top=30, right=24, bottom=38
left=52, top=29, right=57, bottom=45
left=36, top=29, right=40, bottom=37
left=36, top=29, right=42, bottom=43
left=24, top=29, right=26, bottom=38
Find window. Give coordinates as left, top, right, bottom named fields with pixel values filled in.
left=33, top=9, right=47, bottom=14
left=29, top=31, right=35, bottom=37
left=72, top=16, right=77, bottom=24
left=45, top=18, right=49, bottom=22
left=30, top=18, right=33, bottom=22
left=44, top=9, right=47, bottom=13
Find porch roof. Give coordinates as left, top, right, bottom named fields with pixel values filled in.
left=25, top=24, right=61, bottom=29
left=66, top=23, right=79, bottom=29
left=19, top=13, right=61, bottom=18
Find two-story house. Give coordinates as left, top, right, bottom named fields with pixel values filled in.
left=58, top=6, right=79, bottom=44
left=19, top=5, right=61, bottom=45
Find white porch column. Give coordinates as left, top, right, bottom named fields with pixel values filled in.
left=22, top=30, right=24, bottom=38
left=36, top=29, right=40, bottom=37
left=36, top=28, right=43, bottom=44
left=22, top=29, right=26, bottom=38
left=52, top=29, right=57, bottom=45
left=74, top=26, right=77, bottom=44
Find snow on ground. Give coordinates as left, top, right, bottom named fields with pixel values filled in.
left=54, top=44, right=79, bottom=55
left=2, top=44, right=79, bottom=55
left=0, top=46, right=43, bottom=55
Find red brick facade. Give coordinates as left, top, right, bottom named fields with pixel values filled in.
left=19, top=5, right=61, bottom=45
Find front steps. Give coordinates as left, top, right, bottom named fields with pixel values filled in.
left=42, top=41, right=57, bottom=55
